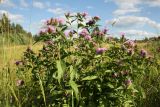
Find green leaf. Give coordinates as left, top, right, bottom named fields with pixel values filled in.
left=82, top=76, right=98, bottom=81
left=69, top=81, right=79, bottom=101
left=78, top=23, right=84, bottom=28
left=70, top=66, right=76, bottom=81
left=56, top=60, right=65, bottom=84
left=105, top=70, right=112, bottom=73
left=107, top=83, right=114, bottom=89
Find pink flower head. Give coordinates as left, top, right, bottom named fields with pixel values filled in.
left=124, top=40, right=135, bottom=48
left=45, top=40, right=54, bottom=45
left=15, top=60, right=23, bottom=66
left=39, top=29, right=47, bottom=35
left=103, top=28, right=108, bottom=34
left=140, top=49, right=148, bottom=57
left=86, top=20, right=95, bottom=26
left=127, top=49, right=134, bottom=55
left=79, top=28, right=89, bottom=37
left=121, top=32, right=125, bottom=37
left=64, top=30, right=73, bottom=37
left=125, top=79, right=132, bottom=86
left=47, top=25, right=56, bottom=34
left=94, top=16, right=100, bottom=20
left=57, top=18, right=65, bottom=25
left=85, top=35, right=92, bottom=41
left=81, top=12, right=88, bottom=17
left=98, top=31, right=105, bottom=36
left=96, top=48, right=107, bottom=54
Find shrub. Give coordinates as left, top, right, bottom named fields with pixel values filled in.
left=14, top=13, right=157, bottom=107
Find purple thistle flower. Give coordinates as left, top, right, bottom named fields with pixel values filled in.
left=79, top=28, right=89, bottom=37
left=45, top=40, right=54, bottom=45
left=81, top=12, right=88, bottom=17
left=39, top=29, right=47, bottom=35
left=16, top=79, right=24, bottom=86
left=15, top=61, right=23, bottom=66
left=86, top=20, right=95, bottom=26
left=96, top=48, right=107, bottom=54
left=125, top=79, right=132, bottom=86
left=140, top=49, right=148, bottom=57
left=93, top=16, right=100, bottom=20
left=127, top=49, right=134, bottom=55
left=57, top=18, right=65, bottom=25
left=103, top=28, right=108, bottom=34
left=124, top=40, right=135, bottom=48
left=47, top=25, right=56, bottom=34
left=84, top=35, right=92, bottom=41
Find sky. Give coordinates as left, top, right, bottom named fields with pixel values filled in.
left=0, top=0, right=160, bottom=40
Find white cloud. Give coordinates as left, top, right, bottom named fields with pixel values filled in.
left=0, top=0, right=16, bottom=8
left=86, top=6, right=93, bottom=9
left=47, top=8, right=65, bottom=15
left=33, top=1, right=44, bottom=9
left=106, top=0, right=160, bottom=16
left=20, top=0, right=29, bottom=8
left=121, top=29, right=158, bottom=39
left=106, top=16, right=160, bottom=30
left=0, top=10, right=24, bottom=23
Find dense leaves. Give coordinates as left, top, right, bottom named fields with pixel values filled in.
left=14, top=12, right=159, bottom=107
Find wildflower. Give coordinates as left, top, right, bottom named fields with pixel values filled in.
left=93, top=16, right=100, bottom=20
left=125, top=79, right=132, bottom=86
left=86, top=20, right=95, bottom=26
left=15, top=61, right=23, bottom=66
left=47, top=25, right=56, bottom=34
left=57, top=18, right=65, bottom=25
left=79, top=28, right=89, bottom=37
left=81, top=12, right=88, bottom=17
left=127, top=49, right=134, bottom=55
left=39, top=29, right=46, bottom=35
left=121, top=32, right=125, bottom=38
left=96, top=48, right=107, bottom=54
left=45, top=40, right=54, bottom=45
left=140, top=49, right=148, bottom=57
left=102, top=28, right=108, bottom=34
left=97, top=31, right=105, bottom=36
left=16, top=79, right=24, bottom=86
left=121, top=70, right=129, bottom=76
left=85, top=35, right=92, bottom=41
left=124, top=40, right=135, bottom=48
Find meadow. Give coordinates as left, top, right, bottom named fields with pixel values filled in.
left=0, top=13, right=160, bottom=107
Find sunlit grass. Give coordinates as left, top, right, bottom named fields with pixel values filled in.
left=0, top=43, right=43, bottom=69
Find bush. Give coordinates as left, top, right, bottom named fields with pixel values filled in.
left=13, top=13, right=158, bottom=107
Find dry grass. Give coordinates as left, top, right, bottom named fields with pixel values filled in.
left=0, top=43, right=42, bottom=69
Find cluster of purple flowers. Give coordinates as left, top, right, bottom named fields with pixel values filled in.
left=124, top=40, right=135, bottom=48
left=79, top=28, right=92, bottom=41
left=140, top=49, right=148, bottom=57
left=96, top=48, right=107, bottom=54
left=46, top=18, right=64, bottom=25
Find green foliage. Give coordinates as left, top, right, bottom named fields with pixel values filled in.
left=1, top=13, right=159, bottom=107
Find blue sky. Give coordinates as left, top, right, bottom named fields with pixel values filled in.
left=0, top=0, right=160, bottom=39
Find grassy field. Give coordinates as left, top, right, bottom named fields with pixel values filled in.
left=0, top=43, right=42, bottom=69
